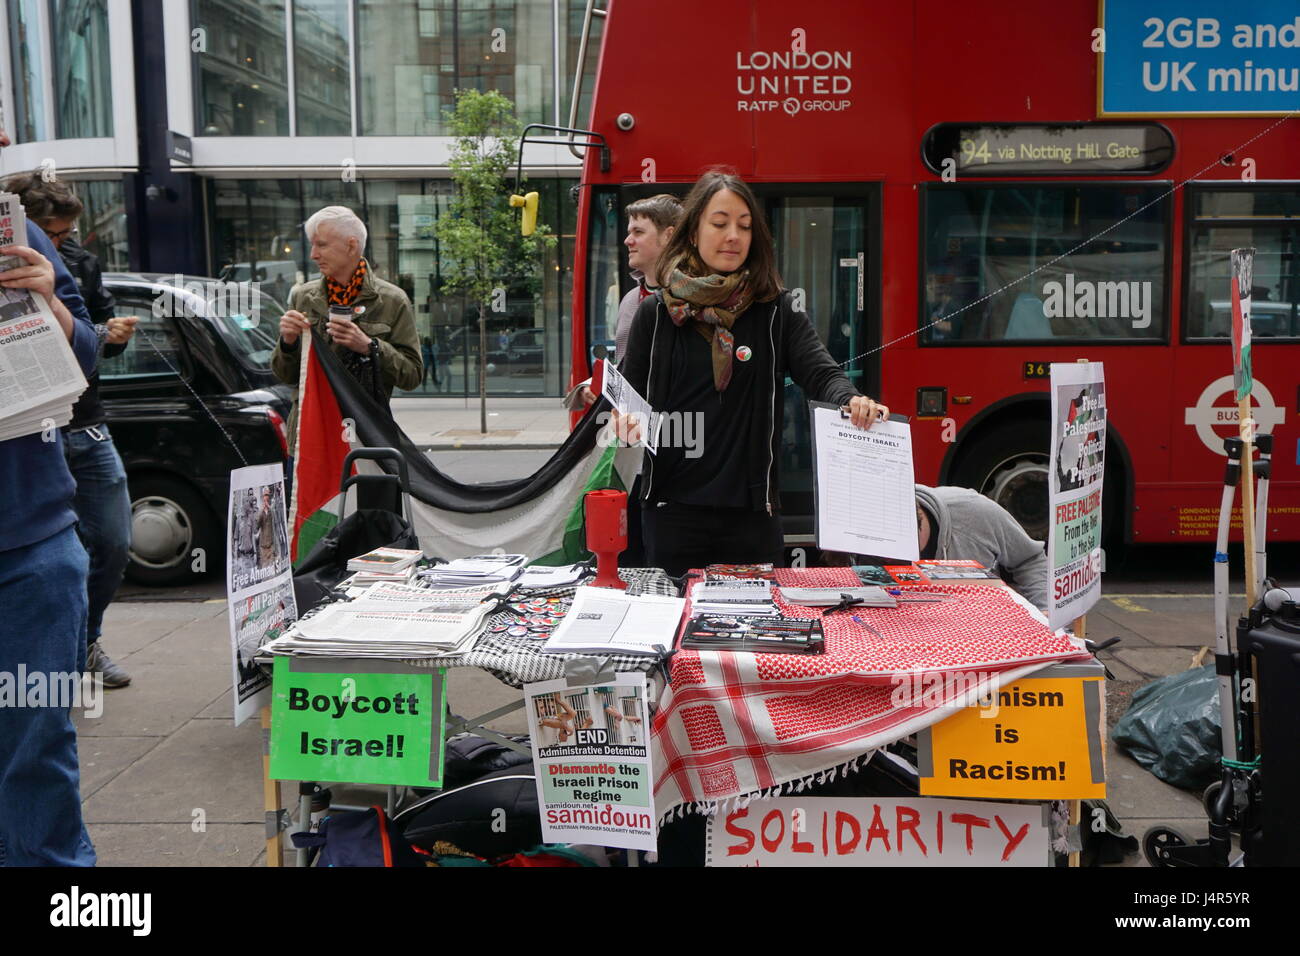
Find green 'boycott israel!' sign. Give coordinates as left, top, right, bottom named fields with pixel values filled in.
left=269, top=657, right=445, bottom=787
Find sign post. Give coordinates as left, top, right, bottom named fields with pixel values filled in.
left=1230, top=248, right=1258, bottom=609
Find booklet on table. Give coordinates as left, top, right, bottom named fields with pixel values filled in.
left=541, top=587, right=686, bottom=656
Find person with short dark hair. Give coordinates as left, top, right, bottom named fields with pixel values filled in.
left=2, top=171, right=138, bottom=689
left=618, top=169, right=888, bottom=577
left=569, top=193, right=683, bottom=411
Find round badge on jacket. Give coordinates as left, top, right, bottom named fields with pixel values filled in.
left=736, top=345, right=752, bottom=362
left=353, top=306, right=366, bottom=315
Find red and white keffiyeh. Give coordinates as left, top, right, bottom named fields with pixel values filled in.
left=651, top=568, right=1087, bottom=818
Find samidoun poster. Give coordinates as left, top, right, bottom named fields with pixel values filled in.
left=1048, top=363, right=1105, bottom=629
left=524, top=672, right=655, bottom=851
left=707, top=797, right=1049, bottom=867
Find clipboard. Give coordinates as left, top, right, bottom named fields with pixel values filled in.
left=807, top=400, right=917, bottom=560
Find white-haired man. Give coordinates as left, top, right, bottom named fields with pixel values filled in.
left=272, top=206, right=422, bottom=449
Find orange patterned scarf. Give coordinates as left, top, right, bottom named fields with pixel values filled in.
left=325, top=259, right=367, bottom=306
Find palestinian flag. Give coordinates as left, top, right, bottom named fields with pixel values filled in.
left=288, top=329, right=637, bottom=565
left=1230, top=247, right=1255, bottom=401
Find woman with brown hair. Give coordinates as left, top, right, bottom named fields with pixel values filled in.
left=618, top=169, right=888, bottom=577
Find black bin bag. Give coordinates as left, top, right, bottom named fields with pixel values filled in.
left=292, top=509, right=423, bottom=611
left=1112, top=665, right=1222, bottom=790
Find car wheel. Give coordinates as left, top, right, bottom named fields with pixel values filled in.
left=125, top=476, right=219, bottom=586
left=952, top=422, right=1051, bottom=541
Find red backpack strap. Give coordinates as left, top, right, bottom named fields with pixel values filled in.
left=372, top=805, right=393, bottom=867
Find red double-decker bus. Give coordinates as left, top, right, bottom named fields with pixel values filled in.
left=563, top=0, right=1298, bottom=554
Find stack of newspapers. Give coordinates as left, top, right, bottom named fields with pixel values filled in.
left=263, top=581, right=506, bottom=659
left=0, top=193, right=88, bottom=441
left=418, top=553, right=526, bottom=588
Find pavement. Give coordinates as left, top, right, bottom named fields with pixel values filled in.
left=76, top=582, right=1232, bottom=867
left=392, top=396, right=573, bottom=450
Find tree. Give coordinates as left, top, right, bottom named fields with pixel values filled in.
left=436, top=89, right=555, bottom=432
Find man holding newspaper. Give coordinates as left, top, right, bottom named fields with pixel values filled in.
left=0, top=123, right=100, bottom=866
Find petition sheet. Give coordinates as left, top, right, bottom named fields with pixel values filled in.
left=811, top=405, right=919, bottom=561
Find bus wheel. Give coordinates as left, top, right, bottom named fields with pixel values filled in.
left=952, top=423, right=1049, bottom=541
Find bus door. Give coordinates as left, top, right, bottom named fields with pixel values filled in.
left=763, top=185, right=881, bottom=554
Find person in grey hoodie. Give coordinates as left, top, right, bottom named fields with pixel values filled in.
left=914, top=484, right=1049, bottom=614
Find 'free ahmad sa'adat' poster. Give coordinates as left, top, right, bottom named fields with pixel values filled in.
left=1048, top=362, right=1106, bottom=629
left=227, top=463, right=296, bottom=725
left=524, top=672, right=656, bottom=851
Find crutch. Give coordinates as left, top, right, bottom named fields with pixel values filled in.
left=1252, top=433, right=1273, bottom=596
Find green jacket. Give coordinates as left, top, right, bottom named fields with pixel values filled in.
left=271, top=260, right=423, bottom=449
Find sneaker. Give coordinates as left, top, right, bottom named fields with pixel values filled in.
left=86, top=641, right=131, bottom=688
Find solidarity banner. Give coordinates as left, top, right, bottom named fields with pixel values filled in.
left=707, top=797, right=1049, bottom=867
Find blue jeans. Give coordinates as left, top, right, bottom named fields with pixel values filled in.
left=0, top=524, right=97, bottom=866
left=66, top=426, right=132, bottom=645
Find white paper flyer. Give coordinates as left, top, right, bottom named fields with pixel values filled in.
left=524, top=672, right=656, bottom=851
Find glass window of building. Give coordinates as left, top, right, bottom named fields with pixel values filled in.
left=193, top=0, right=290, bottom=136
left=72, top=179, right=129, bottom=272
left=6, top=0, right=48, bottom=142
left=357, top=0, right=456, bottom=135
left=358, top=0, right=553, bottom=135
left=293, top=0, right=351, bottom=135
left=920, top=184, right=1168, bottom=343
left=50, top=0, right=113, bottom=138
left=206, top=176, right=573, bottom=396
left=457, top=0, right=550, bottom=126
left=563, top=0, right=601, bottom=125
left=1186, top=188, right=1299, bottom=340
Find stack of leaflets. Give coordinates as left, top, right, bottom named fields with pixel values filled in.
left=702, top=563, right=777, bottom=581
left=418, top=553, right=526, bottom=588
left=856, top=561, right=1002, bottom=587
left=541, top=586, right=686, bottom=656
left=346, top=547, right=423, bottom=585
left=263, top=581, right=506, bottom=659
left=916, top=559, right=1003, bottom=584
left=0, top=193, right=89, bottom=441
left=681, top=616, right=824, bottom=655
left=513, top=563, right=591, bottom=590
left=689, top=579, right=779, bottom=617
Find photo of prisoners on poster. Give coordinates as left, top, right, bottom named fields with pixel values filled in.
left=230, top=481, right=289, bottom=583
left=533, top=685, right=647, bottom=748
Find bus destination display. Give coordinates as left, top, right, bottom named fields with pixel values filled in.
left=923, top=123, right=1174, bottom=177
